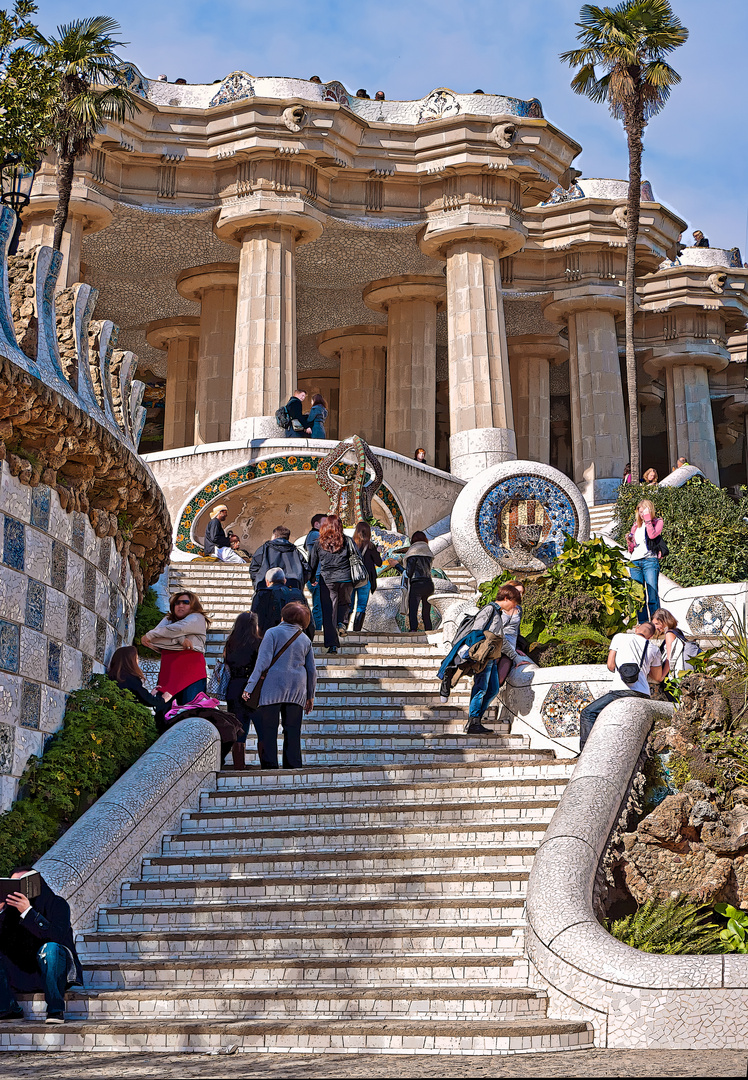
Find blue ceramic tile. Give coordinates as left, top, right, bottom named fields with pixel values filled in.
left=0, top=619, right=19, bottom=673
left=47, top=640, right=62, bottom=686
left=95, top=616, right=107, bottom=663
left=51, top=541, right=67, bottom=592
left=71, top=513, right=85, bottom=554
left=30, top=485, right=51, bottom=531
left=81, top=654, right=93, bottom=688
left=67, top=597, right=80, bottom=649
left=20, top=680, right=41, bottom=729
left=24, top=579, right=46, bottom=630
left=3, top=517, right=24, bottom=571
left=84, top=563, right=96, bottom=611
left=98, top=541, right=110, bottom=574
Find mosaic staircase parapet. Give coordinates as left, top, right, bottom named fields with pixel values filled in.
left=33, top=245, right=76, bottom=404
left=0, top=212, right=43, bottom=378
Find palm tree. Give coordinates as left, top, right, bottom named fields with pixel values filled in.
left=560, top=0, right=688, bottom=485
left=25, top=16, right=139, bottom=251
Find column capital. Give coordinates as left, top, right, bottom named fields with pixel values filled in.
left=542, top=287, right=626, bottom=325
left=176, top=262, right=239, bottom=302
left=214, top=194, right=324, bottom=247
left=642, top=342, right=730, bottom=377
left=363, top=275, right=446, bottom=313
left=507, top=333, right=568, bottom=365
left=418, top=209, right=526, bottom=259
left=25, top=186, right=114, bottom=236
left=146, top=315, right=201, bottom=350
left=316, top=324, right=387, bottom=360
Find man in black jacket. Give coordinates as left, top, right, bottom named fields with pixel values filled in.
left=0, top=870, right=83, bottom=1023
left=285, top=390, right=309, bottom=437
left=203, top=505, right=245, bottom=564
left=250, top=526, right=308, bottom=590
left=251, top=568, right=315, bottom=639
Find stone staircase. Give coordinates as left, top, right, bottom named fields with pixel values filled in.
left=6, top=562, right=593, bottom=1054
left=588, top=502, right=616, bottom=536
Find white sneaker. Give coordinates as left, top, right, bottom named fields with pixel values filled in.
left=439, top=694, right=449, bottom=704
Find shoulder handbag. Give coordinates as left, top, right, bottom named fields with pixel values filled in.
left=245, top=629, right=303, bottom=711
left=207, top=659, right=230, bottom=699
left=617, top=638, right=647, bottom=685
left=346, top=538, right=368, bottom=586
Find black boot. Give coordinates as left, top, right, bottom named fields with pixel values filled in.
left=353, top=611, right=365, bottom=632
left=465, top=721, right=494, bottom=735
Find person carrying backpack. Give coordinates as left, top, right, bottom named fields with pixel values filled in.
left=652, top=608, right=700, bottom=674
left=275, top=390, right=309, bottom=437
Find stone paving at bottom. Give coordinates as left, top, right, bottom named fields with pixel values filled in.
left=2, top=1051, right=747, bottom=1077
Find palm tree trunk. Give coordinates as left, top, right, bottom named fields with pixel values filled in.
left=625, top=121, right=643, bottom=485
left=52, top=154, right=75, bottom=252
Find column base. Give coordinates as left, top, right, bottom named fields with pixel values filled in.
left=449, top=428, right=517, bottom=481
left=231, top=415, right=281, bottom=441
left=578, top=475, right=621, bottom=507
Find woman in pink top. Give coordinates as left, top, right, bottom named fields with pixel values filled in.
left=626, top=499, right=665, bottom=623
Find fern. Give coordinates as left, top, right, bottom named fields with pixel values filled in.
left=608, top=898, right=725, bottom=954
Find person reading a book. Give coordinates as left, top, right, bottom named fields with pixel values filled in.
left=0, top=868, right=83, bottom=1024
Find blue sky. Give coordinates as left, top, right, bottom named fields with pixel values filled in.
left=37, top=0, right=748, bottom=251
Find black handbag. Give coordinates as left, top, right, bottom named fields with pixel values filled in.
left=617, top=639, right=647, bottom=685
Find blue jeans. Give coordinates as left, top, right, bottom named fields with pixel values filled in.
left=469, top=661, right=501, bottom=720
left=352, top=581, right=371, bottom=616
left=176, top=678, right=207, bottom=705
left=628, top=557, right=660, bottom=623
left=309, top=582, right=323, bottom=634
left=0, top=941, right=69, bottom=1014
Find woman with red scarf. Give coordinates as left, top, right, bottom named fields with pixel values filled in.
left=141, top=591, right=209, bottom=705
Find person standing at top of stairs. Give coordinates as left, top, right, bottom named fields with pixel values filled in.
left=250, top=526, right=308, bottom=592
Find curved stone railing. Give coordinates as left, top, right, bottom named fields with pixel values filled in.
left=35, top=719, right=220, bottom=932
left=526, top=696, right=748, bottom=1049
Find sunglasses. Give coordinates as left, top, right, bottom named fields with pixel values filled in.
left=174, top=598, right=191, bottom=606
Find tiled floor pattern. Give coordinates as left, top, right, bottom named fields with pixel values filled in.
left=5, top=563, right=592, bottom=1054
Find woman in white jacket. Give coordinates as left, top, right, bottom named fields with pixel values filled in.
left=141, top=591, right=209, bottom=705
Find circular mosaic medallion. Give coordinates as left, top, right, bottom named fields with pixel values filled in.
left=541, top=682, right=593, bottom=737
left=478, top=478, right=577, bottom=565
left=686, top=596, right=732, bottom=635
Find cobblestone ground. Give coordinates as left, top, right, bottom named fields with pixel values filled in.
left=2, top=1051, right=748, bottom=1077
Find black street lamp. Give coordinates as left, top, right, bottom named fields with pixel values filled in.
left=0, top=154, right=40, bottom=255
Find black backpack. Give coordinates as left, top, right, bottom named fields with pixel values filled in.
left=275, top=405, right=292, bottom=430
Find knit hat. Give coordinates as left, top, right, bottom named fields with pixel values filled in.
left=209, top=504, right=228, bottom=519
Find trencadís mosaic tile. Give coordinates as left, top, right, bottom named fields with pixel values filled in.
left=30, top=485, right=51, bottom=531
left=20, top=679, right=41, bottom=729
left=2, top=516, right=24, bottom=571
left=24, top=579, right=46, bottom=631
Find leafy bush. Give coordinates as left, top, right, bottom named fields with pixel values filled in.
left=715, top=904, right=748, bottom=953
left=614, top=480, right=748, bottom=588
left=545, top=537, right=644, bottom=629
left=0, top=676, right=157, bottom=875
left=134, top=587, right=164, bottom=658
left=608, top=898, right=725, bottom=954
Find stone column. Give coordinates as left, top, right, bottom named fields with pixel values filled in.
left=543, top=294, right=629, bottom=505
left=214, top=200, right=324, bottom=441
left=645, top=347, right=726, bottom=484
left=316, top=325, right=388, bottom=445
left=22, top=191, right=112, bottom=289
left=363, top=275, right=445, bottom=460
left=508, top=335, right=568, bottom=463
left=176, top=263, right=238, bottom=446
left=146, top=316, right=201, bottom=450
left=420, top=215, right=526, bottom=481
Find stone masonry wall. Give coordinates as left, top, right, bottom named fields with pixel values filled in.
left=0, top=460, right=138, bottom=809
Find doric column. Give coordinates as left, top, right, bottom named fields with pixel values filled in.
left=21, top=190, right=112, bottom=289
left=507, top=335, right=568, bottom=463
left=146, top=316, right=201, bottom=450
left=644, top=346, right=726, bottom=484
left=316, top=325, right=388, bottom=445
left=214, top=198, right=324, bottom=441
left=363, top=275, right=445, bottom=460
left=420, top=214, right=525, bottom=480
left=543, top=292, right=629, bottom=505
left=176, top=263, right=238, bottom=445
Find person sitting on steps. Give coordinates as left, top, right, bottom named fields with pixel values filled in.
left=203, top=505, right=245, bottom=564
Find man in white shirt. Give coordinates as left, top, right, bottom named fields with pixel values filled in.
left=578, top=623, right=668, bottom=750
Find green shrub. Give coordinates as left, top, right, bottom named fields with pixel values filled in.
left=545, top=536, right=644, bottom=629
left=608, top=898, right=725, bottom=954
left=0, top=676, right=157, bottom=875
left=614, top=480, right=748, bottom=587
left=134, top=587, right=164, bottom=658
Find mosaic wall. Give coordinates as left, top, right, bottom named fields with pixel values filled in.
left=540, top=682, right=593, bottom=737
left=686, top=595, right=732, bottom=635
left=477, top=475, right=578, bottom=565
left=0, top=462, right=138, bottom=809
left=175, top=455, right=406, bottom=554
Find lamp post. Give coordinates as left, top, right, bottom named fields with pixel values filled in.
left=0, top=154, right=40, bottom=255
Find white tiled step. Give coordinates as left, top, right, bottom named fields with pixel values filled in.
left=0, top=1016, right=593, bottom=1054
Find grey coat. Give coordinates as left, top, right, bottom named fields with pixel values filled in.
left=243, top=620, right=317, bottom=707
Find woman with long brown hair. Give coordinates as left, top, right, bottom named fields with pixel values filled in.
left=107, top=645, right=171, bottom=729
left=308, top=514, right=353, bottom=654
left=350, top=520, right=382, bottom=632
left=224, top=611, right=262, bottom=770
left=402, top=530, right=435, bottom=632
left=306, top=393, right=328, bottom=439
left=141, top=590, right=210, bottom=705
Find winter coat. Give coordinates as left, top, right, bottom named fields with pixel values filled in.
left=250, top=539, right=308, bottom=588
left=147, top=613, right=207, bottom=654
left=307, top=404, right=328, bottom=439
left=204, top=518, right=229, bottom=555
left=357, top=542, right=383, bottom=592
left=0, top=876, right=83, bottom=986
left=251, top=584, right=314, bottom=639
left=308, top=540, right=353, bottom=584
left=243, top=621, right=317, bottom=707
